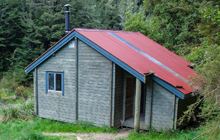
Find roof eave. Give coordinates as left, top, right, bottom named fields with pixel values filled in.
left=151, top=76, right=189, bottom=99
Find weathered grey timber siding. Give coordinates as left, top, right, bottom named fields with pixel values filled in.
left=37, top=40, right=76, bottom=122
left=78, top=40, right=112, bottom=126
left=151, top=83, right=176, bottom=130
left=143, top=78, right=178, bottom=130
left=113, top=66, right=124, bottom=127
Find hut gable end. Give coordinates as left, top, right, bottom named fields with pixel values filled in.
left=35, top=38, right=113, bottom=124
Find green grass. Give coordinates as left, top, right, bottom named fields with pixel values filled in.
left=0, top=117, right=116, bottom=140
left=0, top=117, right=206, bottom=140
left=32, top=117, right=116, bottom=133
left=126, top=129, right=204, bottom=140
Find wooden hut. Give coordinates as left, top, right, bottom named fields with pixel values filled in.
left=25, top=4, right=197, bottom=131
left=25, top=28, right=197, bottom=131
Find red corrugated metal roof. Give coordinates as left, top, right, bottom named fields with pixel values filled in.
left=75, top=28, right=197, bottom=95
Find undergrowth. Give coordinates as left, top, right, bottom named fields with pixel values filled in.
left=2, top=99, right=34, bottom=122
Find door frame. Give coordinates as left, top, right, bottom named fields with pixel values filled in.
left=122, top=74, right=136, bottom=122
left=122, top=73, right=146, bottom=125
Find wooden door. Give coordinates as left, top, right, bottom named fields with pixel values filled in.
left=125, top=77, right=135, bottom=119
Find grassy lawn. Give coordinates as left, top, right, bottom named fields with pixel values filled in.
left=0, top=102, right=210, bottom=140
left=0, top=117, right=116, bottom=140
left=0, top=116, right=206, bottom=140
left=126, top=130, right=201, bottom=140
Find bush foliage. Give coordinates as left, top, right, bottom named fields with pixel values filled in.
left=2, top=99, right=34, bottom=122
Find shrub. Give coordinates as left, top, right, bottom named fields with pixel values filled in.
left=0, top=89, right=11, bottom=102
left=15, top=86, right=32, bottom=100
left=2, top=99, right=34, bottom=122
left=0, top=85, right=32, bottom=103
left=0, top=87, right=16, bottom=99
left=2, top=105, right=20, bottom=121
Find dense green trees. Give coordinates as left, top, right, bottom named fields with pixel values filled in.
left=124, top=0, right=202, bottom=55
left=0, top=0, right=121, bottom=85
left=0, top=0, right=26, bottom=73
left=124, top=0, right=220, bottom=67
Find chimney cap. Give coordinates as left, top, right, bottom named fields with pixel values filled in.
left=64, top=4, right=71, bottom=7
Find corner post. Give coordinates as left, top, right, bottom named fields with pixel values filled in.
left=34, top=68, right=39, bottom=115
left=134, top=78, right=141, bottom=131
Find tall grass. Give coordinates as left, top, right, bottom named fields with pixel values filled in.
left=2, top=99, right=34, bottom=122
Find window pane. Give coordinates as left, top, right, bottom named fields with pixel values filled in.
left=56, top=74, right=62, bottom=91
left=48, top=73, right=54, bottom=90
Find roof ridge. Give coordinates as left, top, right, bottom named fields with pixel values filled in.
left=74, top=28, right=139, bottom=33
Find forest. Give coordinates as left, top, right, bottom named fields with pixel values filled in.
left=0, top=0, right=219, bottom=140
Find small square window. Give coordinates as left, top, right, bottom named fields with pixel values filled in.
left=46, top=72, right=64, bottom=95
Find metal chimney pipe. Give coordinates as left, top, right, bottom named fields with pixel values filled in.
left=64, top=4, right=71, bottom=34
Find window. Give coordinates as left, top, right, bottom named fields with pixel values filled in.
left=46, top=72, right=64, bottom=94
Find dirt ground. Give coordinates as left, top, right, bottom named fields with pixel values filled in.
left=43, top=128, right=131, bottom=140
